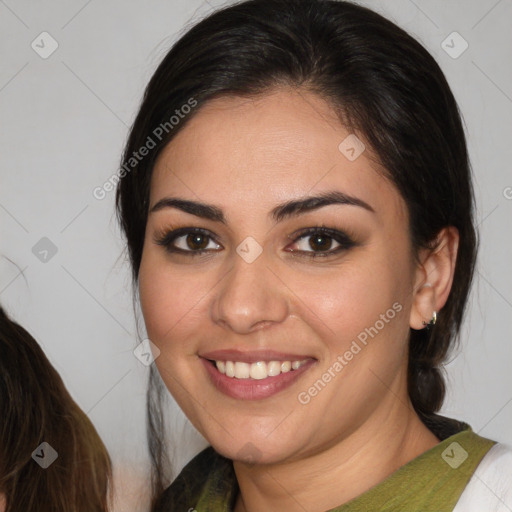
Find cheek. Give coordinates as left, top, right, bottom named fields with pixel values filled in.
left=294, top=254, right=413, bottom=416
left=292, top=261, right=411, bottom=421
left=139, top=242, right=412, bottom=348
left=297, top=255, right=408, bottom=347
left=138, top=248, right=214, bottom=350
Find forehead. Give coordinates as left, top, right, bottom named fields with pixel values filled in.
left=150, top=88, right=406, bottom=223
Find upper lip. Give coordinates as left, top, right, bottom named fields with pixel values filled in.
left=200, top=349, right=316, bottom=364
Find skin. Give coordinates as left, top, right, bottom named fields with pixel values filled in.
left=138, top=87, right=459, bottom=512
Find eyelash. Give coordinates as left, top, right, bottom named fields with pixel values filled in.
left=154, top=226, right=357, bottom=259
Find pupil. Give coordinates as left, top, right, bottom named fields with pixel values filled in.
left=188, top=233, right=208, bottom=250
left=310, top=235, right=331, bottom=251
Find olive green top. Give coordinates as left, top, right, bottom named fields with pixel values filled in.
left=155, top=415, right=495, bottom=512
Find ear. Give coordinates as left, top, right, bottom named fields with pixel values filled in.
left=410, top=227, right=459, bottom=330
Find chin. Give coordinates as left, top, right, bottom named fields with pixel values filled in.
left=205, top=427, right=304, bottom=466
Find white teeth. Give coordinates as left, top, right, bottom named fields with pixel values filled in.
left=267, top=361, right=281, bottom=377
left=213, top=359, right=309, bottom=379
left=234, top=361, right=250, bottom=379
left=250, top=361, right=267, bottom=380
left=225, top=361, right=235, bottom=377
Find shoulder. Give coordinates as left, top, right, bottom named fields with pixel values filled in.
left=453, top=442, right=512, bottom=512
left=153, top=446, right=229, bottom=511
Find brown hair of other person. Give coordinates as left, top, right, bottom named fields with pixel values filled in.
left=0, top=305, right=112, bottom=512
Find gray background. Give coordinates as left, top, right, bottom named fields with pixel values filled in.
left=1, top=0, right=511, bottom=507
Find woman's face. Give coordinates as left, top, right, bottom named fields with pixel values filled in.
left=139, top=88, right=421, bottom=464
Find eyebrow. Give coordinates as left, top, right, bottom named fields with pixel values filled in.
left=149, top=190, right=375, bottom=224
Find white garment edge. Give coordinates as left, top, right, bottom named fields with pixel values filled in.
left=452, top=442, right=512, bottom=511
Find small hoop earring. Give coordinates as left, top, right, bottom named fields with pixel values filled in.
left=422, top=311, right=437, bottom=327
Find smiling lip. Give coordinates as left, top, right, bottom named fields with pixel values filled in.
left=199, top=349, right=317, bottom=400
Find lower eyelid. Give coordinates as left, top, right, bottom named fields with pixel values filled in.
left=153, top=227, right=219, bottom=251
left=290, top=230, right=355, bottom=249
left=173, top=234, right=221, bottom=251
left=292, top=235, right=342, bottom=251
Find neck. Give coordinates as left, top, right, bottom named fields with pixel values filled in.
left=233, top=396, right=439, bottom=512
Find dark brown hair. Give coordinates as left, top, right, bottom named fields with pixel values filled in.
left=115, top=0, right=477, bottom=503
left=0, top=305, right=112, bottom=511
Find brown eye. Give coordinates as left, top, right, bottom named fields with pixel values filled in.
left=186, top=233, right=210, bottom=250
left=286, top=227, right=356, bottom=258
left=155, top=227, right=222, bottom=255
left=308, top=233, right=334, bottom=252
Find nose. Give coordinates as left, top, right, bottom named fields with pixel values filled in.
left=211, top=249, right=289, bottom=334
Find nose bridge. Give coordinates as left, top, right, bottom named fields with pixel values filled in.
left=212, top=247, right=288, bottom=333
